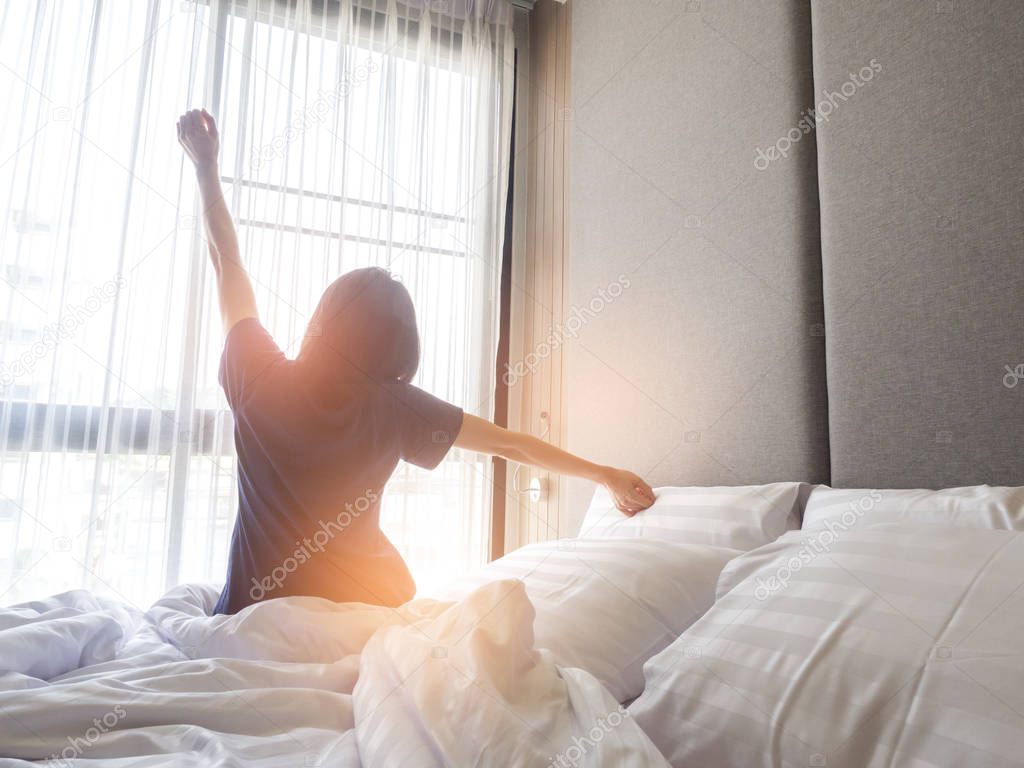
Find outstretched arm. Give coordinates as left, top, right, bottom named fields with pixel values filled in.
left=454, top=414, right=655, bottom=515
left=177, top=109, right=258, bottom=335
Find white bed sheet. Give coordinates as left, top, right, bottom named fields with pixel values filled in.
left=0, top=581, right=667, bottom=767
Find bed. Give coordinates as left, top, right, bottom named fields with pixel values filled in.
left=4, top=484, right=1024, bottom=766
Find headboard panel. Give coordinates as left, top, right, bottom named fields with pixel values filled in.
left=566, top=0, right=830, bottom=531
left=812, top=0, right=1024, bottom=487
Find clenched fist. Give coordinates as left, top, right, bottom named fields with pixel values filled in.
left=177, top=108, right=219, bottom=172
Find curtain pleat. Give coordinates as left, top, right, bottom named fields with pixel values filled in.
left=0, top=0, right=514, bottom=607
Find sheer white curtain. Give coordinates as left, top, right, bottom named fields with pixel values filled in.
left=0, top=0, right=514, bottom=607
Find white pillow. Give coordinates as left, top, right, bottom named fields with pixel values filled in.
left=435, top=537, right=738, bottom=702
left=578, top=483, right=804, bottom=551
left=630, top=526, right=1024, bottom=767
left=801, top=484, right=1024, bottom=532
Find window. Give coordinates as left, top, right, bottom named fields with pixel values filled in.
left=0, top=0, right=514, bottom=606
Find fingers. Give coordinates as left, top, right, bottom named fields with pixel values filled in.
left=636, top=479, right=655, bottom=503
left=201, top=108, right=218, bottom=137
left=178, top=111, right=193, bottom=140
left=626, top=491, right=651, bottom=512
left=615, top=494, right=644, bottom=516
left=177, top=108, right=212, bottom=136
left=627, top=474, right=655, bottom=506
left=613, top=477, right=656, bottom=516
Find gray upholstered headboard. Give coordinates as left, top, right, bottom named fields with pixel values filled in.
left=812, top=0, right=1024, bottom=488
left=567, top=0, right=829, bottom=530
left=566, top=0, right=1022, bottom=531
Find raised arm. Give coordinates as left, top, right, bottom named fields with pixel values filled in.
left=177, top=109, right=258, bottom=335
left=454, top=414, right=655, bottom=515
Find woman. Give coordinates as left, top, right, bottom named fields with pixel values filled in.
left=177, top=109, right=655, bottom=615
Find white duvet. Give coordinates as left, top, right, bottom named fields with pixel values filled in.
left=0, top=581, right=667, bottom=767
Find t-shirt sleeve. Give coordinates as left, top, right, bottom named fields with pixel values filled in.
left=396, top=384, right=465, bottom=470
left=219, top=318, right=286, bottom=412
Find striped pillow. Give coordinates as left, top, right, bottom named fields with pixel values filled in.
left=631, top=526, right=1024, bottom=767
left=578, top=483, right=804, bottom=551
left=435, top=537, right=738, bottom=702
left=801, top=484, right=1024, bottom=532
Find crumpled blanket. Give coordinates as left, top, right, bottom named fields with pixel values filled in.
left=0, top=580, right=667, bottom=767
